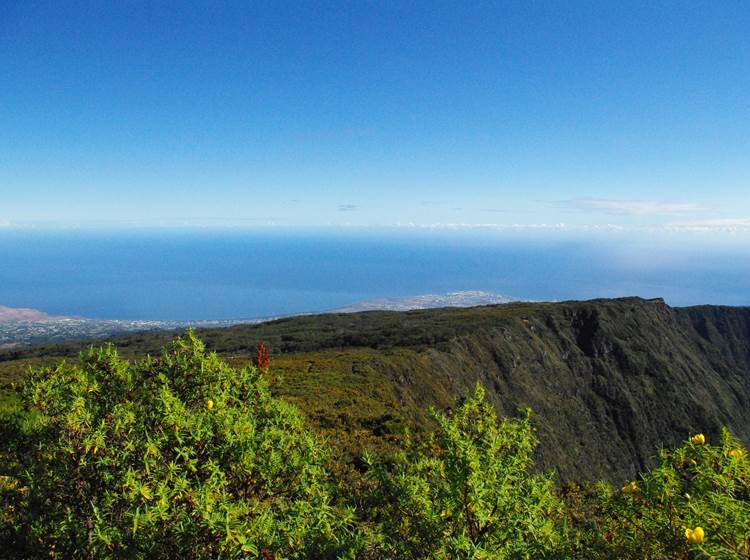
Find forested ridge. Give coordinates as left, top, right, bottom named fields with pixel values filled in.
left=2, top=297, right=748, bottom=483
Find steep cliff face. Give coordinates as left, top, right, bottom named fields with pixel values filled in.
left=241, top=297, right=750, bottom=483
left=400, top=299, right=750, bottom=482
left=268, top=297, right=750, bottom=482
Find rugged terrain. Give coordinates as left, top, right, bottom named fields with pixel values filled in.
left=1, top=296, right=748, bottom=484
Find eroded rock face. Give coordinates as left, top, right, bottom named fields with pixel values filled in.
left=425, top=299, right=750, bottom=482
left=297, top=297, right=750, bottom=483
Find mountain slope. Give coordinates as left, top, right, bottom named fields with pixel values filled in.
left=1, top=297, right=748, bottom=483
left=0, top=305, right=53, bottom=322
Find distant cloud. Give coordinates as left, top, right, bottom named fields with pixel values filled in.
left=397, top=222, right=571, bottom=231
left=338, top=204, right=358, bottom=212
left=391, top=220, right=750, bottom=234
left=666, top=218, right=750, bottom=231
left=561, top=198, right=705, bottom=216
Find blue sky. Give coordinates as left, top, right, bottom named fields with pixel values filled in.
left=2, top=1, right=749, bottom=232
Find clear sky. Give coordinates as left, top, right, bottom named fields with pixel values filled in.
left=2, top=2, right=749, bottom=231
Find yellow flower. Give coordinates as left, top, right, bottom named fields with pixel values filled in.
left=621, top=481, right=638, bottom=494
left=206, top=399, right=214, bottom=410
left=685, top=526, right=705, bottom=545
left=691, top=433, right=705, bottom=445
left=729, top=449, right=744, bottom=459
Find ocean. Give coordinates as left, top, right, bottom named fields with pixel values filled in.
left=1, top=228, right=748, bottom=320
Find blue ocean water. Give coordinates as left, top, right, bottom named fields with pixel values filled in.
left=0, top=229, right=748, bottom=320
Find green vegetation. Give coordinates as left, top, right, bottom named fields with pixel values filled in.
left=3, top=297, right=749, bottom=484
left=573, top=428, right=750, bottom=559
left=365, top=386, right=563, bottom=559
left=0, top=333, right=361, bottom=559
left=1, top=333, right=748, bottom=558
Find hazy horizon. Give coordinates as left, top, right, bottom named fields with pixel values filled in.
left=2, top=228, right=748, bottom=321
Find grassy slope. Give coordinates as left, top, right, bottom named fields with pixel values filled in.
left=1, top=297, right=749, bottom=484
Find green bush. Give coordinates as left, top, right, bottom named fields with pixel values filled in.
left=0, top=331, right=361, bottom=559
left=569, top=430, right=750, bottom=559
left=2, top=332, right=749, bottom=559
left=365, top=384, right=563, bottom=559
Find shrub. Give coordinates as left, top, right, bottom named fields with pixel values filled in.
left=576, top=429, right=750, bottom=559
left=2, top=332, right=749, bottom=559
left=366, top=384, right=563, bottom=559
left=0, top=331, right=361, bottom=559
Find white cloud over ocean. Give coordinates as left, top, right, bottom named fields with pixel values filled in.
left=560, top=198, right=705, bottom=216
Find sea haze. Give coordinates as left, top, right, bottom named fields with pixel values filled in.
left=1, top=228, right=748, bottom=321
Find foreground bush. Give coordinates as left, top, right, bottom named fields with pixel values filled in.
left=366, top=385, right=563, bottom=559
left=2, top=332, right=748, bottom=559
left=0, top=331, right=361, bottom=559
left=567, top=429, right=750, bottom=559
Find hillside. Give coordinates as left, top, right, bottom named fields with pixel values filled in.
left=0, top=305, right=53, bottom=322
left=1, top=297, right=749, bottom=483
left=0, top=292, right=517, bottom=348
